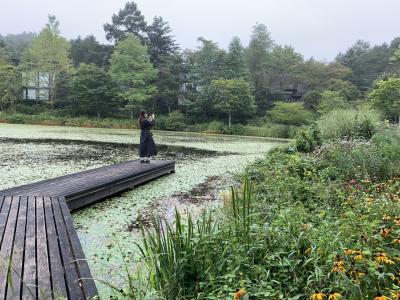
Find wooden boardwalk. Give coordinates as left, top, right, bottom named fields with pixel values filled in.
left=0, top=160, right=176, bottom=299
left=0, top=160, right=175, bottom=211
left=0, top=196, right=97, bottom=299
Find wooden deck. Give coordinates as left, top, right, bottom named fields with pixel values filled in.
left=0, top=159, right=176, bottom=299
left=0, top=160, right=175, bottom=211
left=0, top=196, right=97, bottom=299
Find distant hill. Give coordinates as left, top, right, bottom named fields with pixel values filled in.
left=0, top=32, right=36, bottom=62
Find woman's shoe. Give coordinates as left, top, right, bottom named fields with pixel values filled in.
left=140, top=158, right=145, bottom=163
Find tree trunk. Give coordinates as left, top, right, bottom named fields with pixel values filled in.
left=228, top=112, right=232, bottom=128
left=130, top=109, right=134, bottom=119
left=97, top=112, right=101, bottom=119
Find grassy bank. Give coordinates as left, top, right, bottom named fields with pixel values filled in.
left=117, top=109, right=400, bottom=299
left=0, top=112, right=299, bottom=139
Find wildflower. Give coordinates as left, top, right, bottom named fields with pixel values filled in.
left=305, top=247, right=312, bottom=254
left=310, top=291, right=324, bottom=300
left=362, top=179, right=371, bottom=184
left=353, top=253, right=364, bottom=261
left=374, top=293, right=389, bottom=300
left=234, top=289, right=246, bottom=300
left=380, top=228, right=393, bottom=238
left=375, top=252, right=395, bottom=265
left=331, top=260, right=346, bottom=273
left=344, top=249, right=359, bottom=255
left=383, top=214, right=392, bottom=221
left=350, top=269, right=366, bottom=277
left=395, top=216, right=400, bottom=226
left=328, top=293, right=341, bottom=300
left=393, top=238, right=400, bottom=245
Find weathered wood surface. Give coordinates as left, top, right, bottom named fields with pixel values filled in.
left=0, top=196, right=97, bottom=300
left=0, top=160, right=175, bottom=211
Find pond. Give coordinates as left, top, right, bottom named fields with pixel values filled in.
left=0, top=123, right=282, bottom=297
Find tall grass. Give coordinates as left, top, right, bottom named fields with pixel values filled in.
left=137, top=179, right=254, bottom=299
left=317, top=107, right=382, bottom=140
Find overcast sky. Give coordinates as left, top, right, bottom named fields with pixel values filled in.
left=1, top=0, right=399, bottom=61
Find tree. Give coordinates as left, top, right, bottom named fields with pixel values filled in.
left=70, top=36, right=113, bottom=67
left=68, top=64, right=120, bottom=118
left=0, top=41, right=10, bottom=65
left=109, top=35, right=157, bottom=118
left=22, top=15, right=71, bottom=101
left=336, top=40, right=392, bottom=90
left=317, top=90, right=348, bottom=114
left=265, top=45, right=303, bottom=91
left=324, top=79, right=360, bottom=101
left=268, top=102, right=313, bottom=125
left=210, top=79, right=255, bottom=127
left=226, top=36, right=248, bottom=79
left=369, top=77, right=400, bottom=123
left=246, top=23, right=274, bottom=113
left=0, top=32, right=36, bottom=63
left=0, top=64, right=22, bottom=111
left=154, top=53, right=185, bottom=113
left=104, top=1, right=147, bottom=43
left=146, top=16, right=178, bottom=67
left=302, top=90, right=322, bottom=112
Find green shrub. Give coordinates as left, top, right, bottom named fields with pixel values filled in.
left=294, top=123, right=322, bottom=152
left=164, top=111, right=186, bottom=131
left=268, top=102, right=314, bottom=126
left=5, top=113, right=25, bottom=124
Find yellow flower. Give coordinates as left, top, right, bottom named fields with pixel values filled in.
left=395, top=216, right=400, bottom=226
left=234, top=289, right=246, bottom=300
left=344, top=249, right=360, bottom=255
left=331, top=260, right=346, bottom=273
left=383, top=214, right=392, bottom=221
left=375, top=252, right=395, bottom=265
left=350, top=269, right=366, bottom=277
left=353, top=254, right=364, bottom=261
left=305, top=247, right=312, bottom=254
left=328, top=293, right=341, bottom=300
left=310, top=291, right=324, bottom=300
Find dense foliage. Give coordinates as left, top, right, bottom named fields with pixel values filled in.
left=116, top=111, right=400, bottom=299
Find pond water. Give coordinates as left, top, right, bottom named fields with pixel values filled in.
left=0, top=123, right=281, bottom=298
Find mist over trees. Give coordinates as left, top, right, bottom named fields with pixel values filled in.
left=0, top=1, right=400, bottom=128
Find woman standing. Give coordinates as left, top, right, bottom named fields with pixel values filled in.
left=138, top=110, right=157, bottom=163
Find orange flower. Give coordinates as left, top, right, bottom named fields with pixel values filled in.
left=393, top=238, right=400, bottom=245
left=234, top=289, right=246, bottom=300
left=374, top=293, right=389, bottom=300
left=380, top=228, right=393, bottom=238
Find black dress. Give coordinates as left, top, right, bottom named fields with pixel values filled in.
left=139, top=119, right=157, bottom=157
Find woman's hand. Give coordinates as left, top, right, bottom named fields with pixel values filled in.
left=151, top=113, right=155, bottom=119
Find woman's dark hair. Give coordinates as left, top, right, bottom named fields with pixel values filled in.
left=138, top=110, right=146, bottom=128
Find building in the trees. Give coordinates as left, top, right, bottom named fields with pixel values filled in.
left=22, top=72, right=50, bottom=101
left=283, top=86, right=305, bottom=102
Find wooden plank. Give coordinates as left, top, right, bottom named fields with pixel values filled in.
left=22, top=196, right=37, bottom=300
left=52, top=197, right=83, bottom=299
left=59, top=198, right=97, bottom=298
left=6, top=196, right=27, bottom=300
left=0, top=196, right=11, bottom=249
left=43, top=196, right=68, bottom=299
left=35, top=196, right=52, bottom=300
left=0, top=197, right=19, bottom=299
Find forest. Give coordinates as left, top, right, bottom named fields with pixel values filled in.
left=0, top=1, right=400, bottom=138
